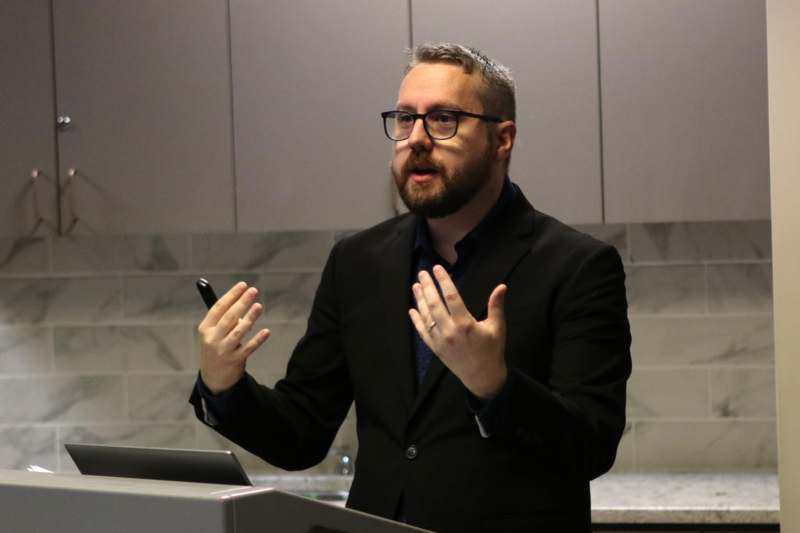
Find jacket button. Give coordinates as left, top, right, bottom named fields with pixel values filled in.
left=405, top=445, right=418, bottom=460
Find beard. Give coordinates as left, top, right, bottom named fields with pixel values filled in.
left=391, top=143, right=494, bottom=219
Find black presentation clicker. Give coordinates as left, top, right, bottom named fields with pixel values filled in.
left=196, top=278, right=219, bottom=309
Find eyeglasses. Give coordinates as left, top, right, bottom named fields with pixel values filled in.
left=381, top=109, right=502, bottom=141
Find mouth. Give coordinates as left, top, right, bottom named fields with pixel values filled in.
left=406, top=166, right=440, bottom=184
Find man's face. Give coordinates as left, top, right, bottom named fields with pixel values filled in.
left=390, top=63, right=495, bottom=218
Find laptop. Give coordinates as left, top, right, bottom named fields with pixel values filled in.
left=65, top=443, right=252, bottom=486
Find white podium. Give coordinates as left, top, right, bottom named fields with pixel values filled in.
left=0, top=469, right=430, bottom=533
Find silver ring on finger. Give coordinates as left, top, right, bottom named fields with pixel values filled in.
left=426, top=320, right=437, bottom=333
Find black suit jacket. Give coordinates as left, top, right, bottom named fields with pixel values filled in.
left=190, top=189, right=632, bottom=533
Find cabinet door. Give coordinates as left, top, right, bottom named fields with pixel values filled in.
left=0, top=0, right=58, bottom=238
left=231, top=0, right=409, bottom=231
left=52, top=0, right=235, bottom=234
left=413, top=0, right=603, bottom=224
left=600, top=0, right=770, bottom=223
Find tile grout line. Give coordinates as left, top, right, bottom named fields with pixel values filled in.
left=55, top=425, right=62, bottom=471
left=626, top=416, right=777, bottom=423
left=47, top=233, right=54, bottom=274
left=624, top=258, right=773, bottom=267
left=187, top=234, right=194, bottom=271
left=48, top=325, right=56, bottom=374
left=625, top=223, right=632, bottom=262
left=118, top=273, right=125, bottom=323
left=122, top=372, right=130, bottom=424
left=0, top=421, right=196, bottom=429
left=707, top=367, right=713, bottom=418
left=704, top=262, right=710, bottom=314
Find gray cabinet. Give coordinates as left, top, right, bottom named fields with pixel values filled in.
left=0, top=0, right=59, bottom=239
left=413, top=0, right=604, bottom=224
left=52, top=0, right=235, bottom=234
left=231, top=0, right=409, bottom=231
left=599, top=0, right=770, bottom=223
left=4, top=0, right=772, bottom=237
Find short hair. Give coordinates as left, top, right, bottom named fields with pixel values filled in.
left=405, top=42, right=516, bottom=122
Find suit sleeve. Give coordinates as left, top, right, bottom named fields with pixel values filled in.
left=488, top=243, right=632, bottom=480
left=189, top=242, right=353, bottom=471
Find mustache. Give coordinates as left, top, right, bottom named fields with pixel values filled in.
left=401, top=157, right=442, bottom=175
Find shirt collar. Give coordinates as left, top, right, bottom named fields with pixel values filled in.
left=413, top=175, right=516, bottom=260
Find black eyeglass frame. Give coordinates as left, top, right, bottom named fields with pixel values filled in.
left=380, top=109, right=503, bottom=141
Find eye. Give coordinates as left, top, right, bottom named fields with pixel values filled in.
left=395, top=112, right=415, bottom=125
left=429, top=111, right=457, bottom=124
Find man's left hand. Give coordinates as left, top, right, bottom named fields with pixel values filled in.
left=409, top=265, right=508, bottom=399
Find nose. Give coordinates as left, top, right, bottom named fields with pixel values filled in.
left=406, top=116, right=432, bottom=152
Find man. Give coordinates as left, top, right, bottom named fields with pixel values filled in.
left=190, top=43, right=631, bottom=532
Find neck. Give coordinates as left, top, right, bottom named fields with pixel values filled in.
left=427, top=172, right=505, bottom=264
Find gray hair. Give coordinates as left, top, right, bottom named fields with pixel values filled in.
left=406, top=42, right=516, bottom=122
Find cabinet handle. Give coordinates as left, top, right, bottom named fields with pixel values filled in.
left=62, top=167, right=78, bottom=191
left=60, top=167, right=80, bottom=235
left=26, top=168, right=56, bottom=235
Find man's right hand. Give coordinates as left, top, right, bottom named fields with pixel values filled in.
left=197, top=281, right=271, bottom=394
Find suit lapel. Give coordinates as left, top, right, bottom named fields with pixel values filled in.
left=377, top=215, right=417, bottom=416
left=457, top=194, right=536, bottom=321
left=410, top=193, right=537, bottom=418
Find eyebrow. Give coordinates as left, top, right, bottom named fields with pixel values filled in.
left=395, top=102, right=465, bottom=112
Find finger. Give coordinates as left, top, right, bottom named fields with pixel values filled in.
left=412, top=283, right=434, bottom=323
left=213, top=287, right=260, bottom=341
left=221, top=301, right=263, bottom=353
left=431, top=265, right=470, bottom=322
left=486, top=284, right=507, bottom=331
left=409, top=308, right=435, bottom=349
left=417, top=270, right=451, bottom=326
left=200, top=281, right=248, bottom=329
left=234, top=328, right=271, bottom=362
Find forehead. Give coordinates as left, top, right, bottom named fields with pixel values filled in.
left=396, top=62, right=484, bottom=111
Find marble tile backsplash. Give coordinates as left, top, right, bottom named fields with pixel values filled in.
left=0, top=222, right=775, bottom=475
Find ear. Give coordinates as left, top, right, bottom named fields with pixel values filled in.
left=493, top=121, right=516, bottom=164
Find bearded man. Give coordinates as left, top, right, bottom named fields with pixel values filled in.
left=190, top=43, right=632, bottom=533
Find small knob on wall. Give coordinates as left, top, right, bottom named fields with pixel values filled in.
left=56, top=115, right=72, bottom=130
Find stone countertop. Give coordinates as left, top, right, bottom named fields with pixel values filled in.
left=251, top=472, right=779, bottom=525
left=589, top=473, right=778, bottom=525
left=251, top=474, right=352, bottom=494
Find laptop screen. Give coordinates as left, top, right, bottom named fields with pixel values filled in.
left=65, top=443, right=252, bottom=486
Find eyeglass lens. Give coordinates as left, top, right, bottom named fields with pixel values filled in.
left=385, top=111, right=458, bottom=141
